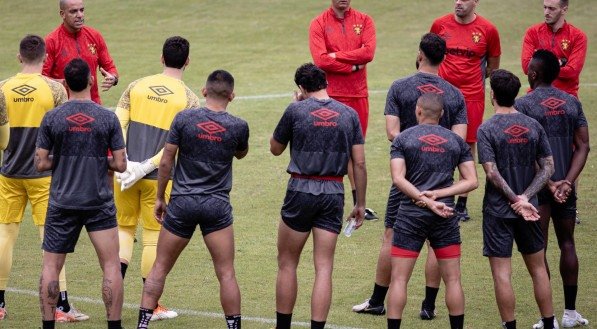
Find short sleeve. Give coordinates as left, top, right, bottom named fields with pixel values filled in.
left=390, top=136, right=405, bottom=160
left=453, top=90, right=468, bottom=125
left=272, top=106, right=294, bottom=145
left=352, top=113, right=365, bottom=145
left=477, top=126, right=495, bottom=164
left=237, top=121, right=249, bottom=152
left=487, top=24, right=502, bottom=58
left=36, top=113, right=53, bottom=150
left=109, top=114, right=126, bottom=151
left=166, top=113, right=183, bottom=146
left=0, top=88, right=7, bottom=126
left=458, top=137, right=474, bottom=164
left=573, top=99, right=588, bottom=129
left=384, top=83, right=400, bottom=116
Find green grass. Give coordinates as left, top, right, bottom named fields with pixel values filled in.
left=0, top=1, right=595, bottom=328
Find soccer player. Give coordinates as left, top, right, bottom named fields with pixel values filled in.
left=309, top=0, right=377, bottom=219
left=36, top=58, right=126, bottom=329
left=271, top=63, right=367, bottom=329
left=478, top=69, right=556, bottom=329
left=353, top=33, right=467, bottom=320
left=386, top=92, right=477, bottom=329
left=136, top=70, right=248, bottom=329
left=430, top=0, right=501, bottom=221
left=521, top=0, right=587, bottom=98
left=515, top=50, right=590, bottom=328
left=43, top=0, right=118, bottom=104
left=0, top=35, right=89, bottom=322
left=114, top=36, right=200, bottom=321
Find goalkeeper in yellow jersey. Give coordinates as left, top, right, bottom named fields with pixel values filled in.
left=114, top=36, right=200, bottom=321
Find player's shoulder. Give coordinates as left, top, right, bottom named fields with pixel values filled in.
left=564, top=22, right=587, bottom=38
left=80, top=25, right=105, bottom=39
left=45, top=25, right=62, bottom=40
left=40, top=75, right=65, bottom=91
left=310, top=8, right=331, bottom=26
left=349, top=7, right=373, bottom=20
left=391, top=73, right=419, bottom=88
left=432, top=13, right=453, bottom=25
left=474, top=14, right=498, bottom=29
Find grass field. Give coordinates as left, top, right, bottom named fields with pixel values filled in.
left=0, top=1, right=595, bottom=328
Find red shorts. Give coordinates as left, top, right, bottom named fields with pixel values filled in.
left=330, top=96, right=369, bottom=138
left=465, top=100, right=485, bottom=143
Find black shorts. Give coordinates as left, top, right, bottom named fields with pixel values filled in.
left=384, top=185, right=402, bottom=228
left=43, top=204, right=117, bottom=254
left=392, top=211, right=461, bottom=253
left=163, top=195, right=233, bottom=239
left=482, top=212, right=544, bottom=257
left=281, top=190, right=343, bottom=234
left=538, top=187, right=577, bottom=220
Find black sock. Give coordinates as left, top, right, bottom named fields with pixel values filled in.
left=387, top=318, right=401, bottom=329
left=108, top=320, right=122, bottom=329
left=56, top=291, right=70, bottom=313
left=502, top=320, right=516, bottom=329
left=311, top=320, right=325, bottom=329
left=542, top=316, right=555, bottom=329
left=120, top=262, right=128, bottom=279
left=563, top=285, right=577, bottom=310
left=449, top=314, right=464, bottom=329
left=0, top=290, right=5, bottom=308
left=276, top=312, right=292, bottom=329
left=369, top=283, right=389, bottom=307
left=422, top=286, right=439, bottom=310
left=456, top=196, right=467, bottom=208
left=225, top=314, right=241, bottom=329
left=42, top=320, right=56, bottom=329
left=352, top=189, right=357, bottom=206
left=137, top=307, right=153, bottom=329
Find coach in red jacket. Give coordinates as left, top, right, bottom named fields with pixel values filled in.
left=309, top=0, right=376, bottom=216
left=43, top=0, right=119, bottom=104
left=521, top=0, right=587, bottom=98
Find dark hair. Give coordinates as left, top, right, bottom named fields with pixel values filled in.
left=531, top=49, right=560, bottom=84
left=417, top=92, right=444, bottom=120
left=490, top=69, right=521, bottom=107
left=294, top=63, right=327, bottom=92
left=205, top=70, right=234, bottom=100
left=163, top=36, right=189, bottom=69
left=559, top=0, right=568, bottom=7
left=64, top=58, right=90, bottom=92
left=19, top=35, right=46, bottom=64
left=419, top=33, right=446, bottom=66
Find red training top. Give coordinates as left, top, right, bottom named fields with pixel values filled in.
left=430, top=14, right=501, bottom=102
left=309, top=7, right=376, bottom=98
left=43, top=24, right=118, bottom=105
left=521, top=21, right=587, bottom=98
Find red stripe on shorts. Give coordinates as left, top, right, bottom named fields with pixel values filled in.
left=391, top=246, right=419, bottom=258
left=433, top=244, right=461, bottom=259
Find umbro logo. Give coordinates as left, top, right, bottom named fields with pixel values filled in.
left=419, top=134, right=447, bottom=153
left=147, top=85, right=173, bottom=103
left=311, top=108, right=339, bottom=127
left=504, top=125, right=529, bottom=144
left=417, top=84, right=444, bottom=95
left=66, top=112, right=95, bottom=133
left=12, top=84, right=36, bottom=96
left=541, top=97, right=566, bottom=116
left=197, top=121, right=226, bottom=142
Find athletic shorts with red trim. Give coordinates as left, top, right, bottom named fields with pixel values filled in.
left=391, top=211, right=461, bottom=259
left=330, top=96, right=369, bottom=138
left=465, top=99, right=485, bottom=143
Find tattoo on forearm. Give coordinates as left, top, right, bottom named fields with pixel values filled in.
left=524, top=156, right=554, bottom=199
left=487, top=162, right=518, bottom=202
left=102, top=278, right=113, bottom=318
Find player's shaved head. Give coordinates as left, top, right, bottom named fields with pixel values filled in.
left=163, top=36, right=190, bottom=69
left=64, top=58, right=91, bottom=92
left=417, top=93, right=444, bottom=121
left=420, top=33, right=446, bottom=66
left=490, top=69, right=520, bottom=107
left=294, top=63, right=328, bottom=92
left=529, top=49, right=560, bottom=86
left=19, top=35, right=46, bottom=64
left=60, top=0, right=82, bottom=10
left=205, top=70, right=234, bottom=100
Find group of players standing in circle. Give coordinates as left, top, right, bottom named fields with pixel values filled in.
left=0, top=0, right=590, bottom=328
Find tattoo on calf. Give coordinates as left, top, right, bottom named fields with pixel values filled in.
left=103, top=278, right=114, bottom=317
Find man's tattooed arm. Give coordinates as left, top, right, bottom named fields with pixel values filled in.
left=523, top=156, right=555, bottom=199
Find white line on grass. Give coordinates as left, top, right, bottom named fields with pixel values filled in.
left=234, top=83, right=597, bottom=101
left=7, top=287, right=364, bottom=329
